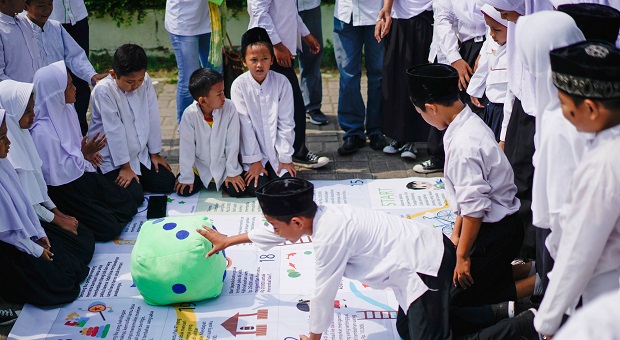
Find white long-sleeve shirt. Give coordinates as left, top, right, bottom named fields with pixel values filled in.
left=178, top=100, right=243, bottom=191
left=467, top=38, right=508, bottom=104
left=248, top=0, right=310, bottom=56
left=333, top=0, right=382, bottom=26
left=297, top=0, right=320, bottom=11
left=534, top=125, right=620, bottom=335
left=391, top=0, right=433, bottom=19
left=23, top=16, right=96, bottom=84
left=164, top=0, right=211, bottom=36
left=0, top=13, right=41, bottom=82
left=555, top=290, right=620, bottom=340
left=428, top=0, right=450, bottom=64
left=248, top=204, right=445, bottom=334
left=433, top=0, right=486, bottom=64
left=443, top=106, right=520, bottom=222
left=50, top=0, right=88, bottom=24
left=89, top=73, right=163, bottom=175
left=231, top=71, right=294, bottom=175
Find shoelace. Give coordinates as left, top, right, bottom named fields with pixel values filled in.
left=0, top=309, right=14, bottom=317
left=306, top=152, right=320, bottom=161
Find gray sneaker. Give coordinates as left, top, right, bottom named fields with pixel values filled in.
left=400, top=142, right=418, bottom=160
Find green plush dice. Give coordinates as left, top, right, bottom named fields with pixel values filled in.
left=130, top=216, right=226, bottom=305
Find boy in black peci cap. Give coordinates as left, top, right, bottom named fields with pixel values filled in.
left=534, top=41, right=620, bottom=338
left=407, top=63, right=536, bottom=307
left=198, top=177, right=538, bottom=340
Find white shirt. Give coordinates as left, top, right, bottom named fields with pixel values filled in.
left=89, top=74, right=163, bottom=175
left=443, top=106, right=520, bottom=222
left=555, top=290, right=620, bottom=340
left=164, top=0, right=211, bottom=36
left=467, top=38, right=508, bottom=104
left=231, top=71, right=294, bottom=175
left=178, top=100, right=243, bottom=191
left=0, top=13, right=41, bottom=82
left=428, top=0, right=450, bottom=64
left=534, top=125, right=620, bottom=335
left=24, top=17, right=97, bottom=84
left=248, top=0, right=310, bottom=56
left=50, top=0, right=88, bottom=24
left=391, top=0, right=433, bottom=19
left=248, top=204, right=445, bottom=334
left=333, top=0, right=383, bottom=26
left=297, top=0, right=320, bottom=11
left=433, top=0, right=487, bottom=65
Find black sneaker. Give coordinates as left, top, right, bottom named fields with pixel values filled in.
left=338, top=135, right=366, bottom=155
left=412, top=157, right=444, bottom=174
left=293, top=151, right=330, bottom=169
left=306, top=110, right=328, bottom=125
left=0, top=309, right=19, bottom=326
left=383, top=139, right=403, bottom=154
left=369, top=134, right=387, bottom=151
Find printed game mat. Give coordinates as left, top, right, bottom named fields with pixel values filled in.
left=10, top=178, right=454, bottom=340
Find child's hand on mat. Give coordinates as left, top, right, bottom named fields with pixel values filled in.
left=277, top=162, right=297, bottom=177
left=470, top=96, right=484, bottom=108
left=302, top=34, right=321, bottom=54
left=454, top=256, right=474, bottom=288
left=451, top=59, right=473, bottom=91
left=274, top=43, right=294, bottom=68
left=36, top=237, right=51, bottom=251
left=225, top=176, right=246, bottom=192
left=150, top=154, right=172, bottom=172
left=196, top=226, right=228, bottom=258
left=40, top=248, right=54, bottom=261
left=174, top=180, right=193, bottom=195
left=81, top=132, right=107, bottom=158
left=245, top=162, right=268, bottom=187
left=116, top=166, right=139, bottom=188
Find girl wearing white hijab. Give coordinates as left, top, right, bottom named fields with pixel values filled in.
left=30, top=61, right=138, bottom=242
left=516, top=11, right=586, bottom=299
left=0, top=81, right=76, bottom=230
left=0, top=109, right=90, bottom=306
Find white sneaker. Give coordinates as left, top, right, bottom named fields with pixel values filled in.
left=293, top=151, right=330, bottom=169
left=383, top=140, right=403, bottom=154
left=400, top=142, right=417, bottom=160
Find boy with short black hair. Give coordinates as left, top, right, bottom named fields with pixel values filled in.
left=407, top=63, right=534, bottom=307
left=23, top=0, right=105, bottom=134
left=534, top=41, right=620, bottom=339
left=0, top=0, right=41, bottom=82
left=231, top=27, right=296, bottom=197
left=175, top=67, right=246, bottom=198
left=89, top=44, right=175, bottom=205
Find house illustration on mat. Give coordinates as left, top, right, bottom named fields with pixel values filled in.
left=221, top=309, right=268, bottom=336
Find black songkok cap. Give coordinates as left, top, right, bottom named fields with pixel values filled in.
left=256, top=178, right=314, bottom=217
left=406, top=64, right=459, bottom=107
left=241, top=27, right=273, bottom=56
left=550, top=41, right=620, bottom=99
left=558, top=3, right=620, bottom=44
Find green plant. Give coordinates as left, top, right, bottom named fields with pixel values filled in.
left=85, top=0, right=164, bottom=27
left=321, top=39, right=337, bottom=70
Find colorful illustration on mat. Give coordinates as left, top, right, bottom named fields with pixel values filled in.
left=221, top=309, right=269, bottom=337
left=406, top=178, right=444, bottom=190
left=285, top=250, right=313, bottom=278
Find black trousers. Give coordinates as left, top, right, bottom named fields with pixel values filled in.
left=63, top=18, right=91, bottom=136
left=270, top=62, right=308, bottom=158
left=0, top=221, right=92, bottom=306
left=428, top=37, right=484, bottom=160
left=177, top=172, right=249, bottom=198
left=244, top=162, right=292, bottom=197
left=484, top=102, right=504, bottom=142
left=504, top=98, right=536, bottom=259
left=396, top=236, right=533, bottom=340
left=380, top=11, right=433, bottom=143
left=105, top=163, right=176, bottom=206
left=534, top=227, right=554, bottom=299
left=451, top=213, right=524, bottom=307
left=48, top=172, right=138, bottom=242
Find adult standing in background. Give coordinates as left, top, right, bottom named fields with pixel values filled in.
left=297, top=0, right=328, bottom=126
left=375, top=0, right=433, bottom=160
left=51, top=0, right=90, bottom=135
left=334, top=0, right=386, bottom=156
left=165, top=0, right=212, bottom=123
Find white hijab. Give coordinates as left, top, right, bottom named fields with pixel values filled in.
left=30, top=61, right=94, bottom=186
left=0, top=110, right=44, bottom=239
left=0, top=80, right=52, bottom=206
left=515, top=11, right=586, bottom=233
left=481, top=4, right=509, bottom=27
